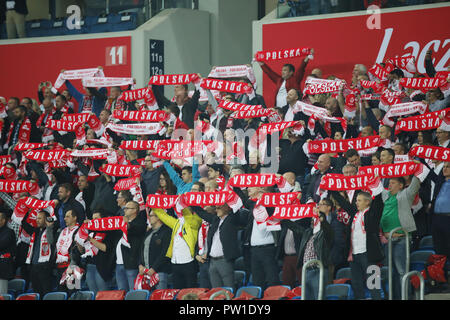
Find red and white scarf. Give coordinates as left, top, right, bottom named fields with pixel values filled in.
left=255, top=192, right=301, bottom=207
left=368, top=63, right=394, bottom=82
left=399, top=77, right=447, bottom=90
left=306, top=135, right=381, bottom=154
left=113, top=110, right=169, bottom=122
left=82, top=77, right=134, bottom=88
left=14, top=142, right=54, bottom=152
left=119, top=87, right=151, bottom=101
left=134, top=272, right=160, bottom=290
left=70, top=148, right=109, bottom=159
left=148, top=73, right=200, bottom=85
left=254, top=47, right=312, bottom=62
left=152, top=140, right=214, bottom=160
left=99, top=164, right=141, bottom=177
left=394, top=108, right=449, bottom=134
left=268, top=203, right=316, bottom=220
left=54, top=67, right=104, bottom=89
left=146, top=194, right=178, bottom=209
left=231, top=108, right=277, bottom=119
left=23, top=149, right=70, bottom=162
left=208, top=65, right=257, bottom=89
left=6, top=117, right=31, bottom=146
left=200, top=79, right=253, bottom=94
left=26, top=229, right=51, bottom=264
left=227, top=173, right=291, bottom=192
left=119, top=140, right=161, bottom=150
left=319, top=173, right=376, bottom=191
left=114, top=176, right=139, bottom=191
left=358, top=161, right=422, bottom=178
left=83, top=216, right=130, bottom=247
left=359, top=80, right=387, bottom=94
left=63, top=113, right=104, bottom=136
left=12, top=198, right=56, bottom=225
left=304, top=78, right=343, bottom=95
left=106, top=122, right=163, bottom=135
left=0, top=180, right=40, bottom=195
left=0, top=166, right=18, bottom=180
left=386, top=55, right=417, bottom=74
left=381, top=101, right=428, bottom=127
left=56, top=224, right=79, bottom=264
left=409, top=145, right=450, bottom=162
left=59, top=265, right=85, bottom=289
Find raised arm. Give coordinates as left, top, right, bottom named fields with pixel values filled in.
left=163, top=160, right=184, bottom=190
left=64, top=80, right=83, bottom=105
left=152, top=208, right=177, bottom=230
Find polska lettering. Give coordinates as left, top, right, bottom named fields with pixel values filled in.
left=254, top=47, right=311, bottom=61
left=145, top=194, right=178, bottom=209
left=113, top=110, right=169, bottom=122
left=258, top=192, right=300, bottom=206
left=219, top=100, right=263, bottom=112
left=358, top=162, right=418, bottom=178
left=409, top=145, right=450, bottom=162
left=119, top=88, right=150, bottom=101
left=200, top=79, right=251, bottom=94
left=182, top=192, right=228, bottom=206
left=119, top=140, right=161, bottom=150
left=271, top=204, right=315, bottom=220
left=400, top=77, right=446, bottom=89
left=308, top=136, right=380, bottom=154
left=148, top=73, right=198, bottom=85
left=320, top=174, right=373, bottom=190
left=23, top=149, right=70, bottom=161
left=47, top=120, right=83, bottom=132
left=395, top=108, right=448, bottom=133
left=228, top=174, right=279, bottom=187
left=99, top=164, right=141, bottom=177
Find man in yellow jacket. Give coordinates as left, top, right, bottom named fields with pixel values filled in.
left=152, top=207, right=202, bottom=289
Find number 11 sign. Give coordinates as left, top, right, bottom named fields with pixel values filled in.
left=106, top=45, right=128, bottom=66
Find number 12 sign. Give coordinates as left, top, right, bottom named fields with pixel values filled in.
left=106, top=46, right=128, bottom=66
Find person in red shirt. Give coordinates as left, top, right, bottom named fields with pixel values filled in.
left=257, top=48, right=314, bottom=108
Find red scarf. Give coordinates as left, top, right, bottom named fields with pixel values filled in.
left=307, top=135, right=381, bottom=154
left=14, top=142, right=54, bottom=152
left=152, top=140, right=214, bottom=160
left=200, top=79, right=252, bottom=94
left=319, top=173, right=375, bottom=191
left=0, top=155, right=12, bottom=166
left=231, top=108, right=277, bottom=119
left=409, top=145, right=450, bottom=162
left=99, top=164, right=141, bottom=177
left=119, top=87, right=151, bottom=101
left=304, top=78, right=342, bottom=95
left=47, top=119, right=83, bottom=132
left=145, top=194, right=178, bottom=209
left=105, top=122, right=163, bottom=135
left=23, top=149, right=70, bottom=162
left=0, top=166, right=18, bottom=180
left=56, top=224, right=79, bottom=264
left=382, top=101, right=428, bottom=127
left=257, top=121, right=302, bottom=135
left=227, top=174, right=290, bottom=193
left=254, top=47, right=311, bottom=62
left=255, top=192, right=301, bottom=207
left=119, top=140, right=161, bottom=150
left=359, top=80, right=386, bottom=94
left=36, top=110, right=55, bottom=128
left=358, top=161, right=422, bottom=177
left=175, top=191, right=243, bottom=215
left=7, top=117, right=31, bottom=145
left=113, top=110, right=169, bottom=122
left=70, top=148, right=109, bottom=159
left=394, top=108, right=449, bottom=134
left=218, top=100, right=263, bottom=112
left=148, top=73, right=199, bottom=85
left=399, top=77, right=447, bottom=90
left=12, top=197, right=56, bottom=225
left=83, top=216, right=129, bottom=246
left=368, top=63, right=394, bottom=82
left=386, top=55, right=417, bottom=73
left=269, top=203, right=316, bottom=220
left=114, top=176, right=139, bottom=191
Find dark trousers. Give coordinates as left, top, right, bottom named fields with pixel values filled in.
left=282, top=255, right=301, bottom=288
left=350, top=252, right=382, bottom=300
left=432, top=214, right=450, bottom=258
left=171, top=261, right=198, bottom=289
left=197, top=260, right=211, bottom=289
left=30, top=263, right=53, bottom=298
left=250, top=245, right=280, bottom=289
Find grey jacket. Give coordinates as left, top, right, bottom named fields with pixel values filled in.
left=381, top=176, right=420, bottom=233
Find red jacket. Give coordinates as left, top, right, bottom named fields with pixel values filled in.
left=261, top=59, right=308, bottom=108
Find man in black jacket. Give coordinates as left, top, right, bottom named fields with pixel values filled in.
left=21, top=209, right=57, bottom=298
left=152, top=77, right=201, bottom=129
left=55, top=183, right=85, bottom=229
left=330, top=184, right=384, bottom=300
left=138, top=209, right=172, bottom=289
left=0, top=211, right=16, bottom=294
left=303, top=154, right=333, bottom=203
left=191, top=204, right=241, bottom=289
left=278, top=126, right=308, bottom=178
left=282, top=206, right=333, bottom=300
left=115, top=201, right=147, bottom=291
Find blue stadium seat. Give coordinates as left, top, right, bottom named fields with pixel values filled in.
left=325, top=284, right=351, bottom=300
left=220, top=286, right=234, bottom=294
left=410, top=250, right=436, bottom=272
left=69, top=291, right=95, bottom=300
left=234, top=270, right=246, bottom=289
left=419, top=236, right=433, bottom=250
left=236, top=286, right=262, bottom=299
left=125, top=290, right=150, bottom=300
left=8, top=279, right=26, bottom=296
left=43, top=292, right=68, bottom=300
left=335, top=267, right=352, bottom=280
left=0, top=294, right=13, bottom=300
left=234, top=256, right=245, bottom=271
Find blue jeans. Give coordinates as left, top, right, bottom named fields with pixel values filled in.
left=198, top=261, right=211, bottom=289
left=155, top=272, right=169, bottom=290
left=115, top=264, right=138, bottom=291
left=383, top=237, right=407, bottom=300
left=304, top=267, right=328, bottom=300
left=86, top=264, right=111, bottom=295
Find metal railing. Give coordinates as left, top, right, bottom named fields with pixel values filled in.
left=388, top=227, right=410, bottom=300
left=401, top=271, right=424, bottom=300
left=301, top=259, right=324, bottom=300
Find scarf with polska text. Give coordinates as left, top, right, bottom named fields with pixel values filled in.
left=359, top=80, right=387, bottom=94
left=114, top=176, right=139, bottom=191
left=255, top=192, right=301, bottom=207
left=227, top=173, right=291, bottom=193
left=386, top=56, right=417, bottom=74
left=319, top=173, right=376, bottom=191
left=307, top=135, right=381, bottom=154
left=14, top=142, right=55, bottom=152
left=200, top=78, right=253, bottom=94
left=268, top=203, right=316, bottom=220
left=409, top=145, right=450, bottom=162
left=70, top=148, right=109, bottom=160
left=81, top=77, right=134, bottom=88
left=145, top=194, right=178, bottom=209
left=119, top=140, right=161, bottom=150
left=82, top=216, right=130, bottom=247
left=394, top=108, right=449, bottom=134
left=381, top=101, right=428, bottom=127
left=119, top=87, right=151, bottom=101
left=113, top=110, right=169, bottom=122
left=99, top=164, right=141, bottom=177
left=208, top=65, right=257, bottom=89
left=368, top=63, right=394, bottom=82
left=148, top=73, right=200, bottom=86
left=63, top=113, right=103, bottom=136
left=12, top=197, right=56, bottom=225
left=254, top=47, right=312, bottom=62
left=152, top=140, right=215, bottom=160
left=303, top=78, right=343, bottom=95
left=358, top=161, right=429, bottom=180
left=399, top=77, right=447, bottom=90
left=106, top=122, right=163, bottom=135
left=176, top=191, right=243, bottom=213
left=23, top=149, right=71, bottom=162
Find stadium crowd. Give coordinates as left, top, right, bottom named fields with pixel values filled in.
left=0, top=45, right=449, bottom=301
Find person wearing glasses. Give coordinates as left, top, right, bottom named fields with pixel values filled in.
left=115, top=201, right=147, bottom=291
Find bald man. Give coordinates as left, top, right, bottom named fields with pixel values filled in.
left=283, top=172, right=301, bottom=192
left=311, top=68, right=323, bottom=79
left=304, top=154, right=333, bottom=203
